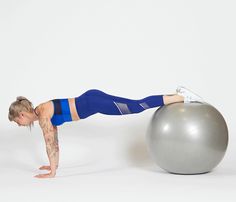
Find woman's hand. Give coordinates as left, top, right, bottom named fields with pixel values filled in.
left=39, top=165, right=51, bottom=171
left=39, top=165, right=58, bottom=170
left=34, top=172, right=56, bottom=179
left=34, top=165, right=58, bottom=178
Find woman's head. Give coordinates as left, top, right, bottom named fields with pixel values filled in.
left=8, top=96, right=35, bottom=128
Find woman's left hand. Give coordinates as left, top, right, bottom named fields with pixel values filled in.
left=34, top=172, right=56, bottom=179
left=39, top=165, right=51, bottom=171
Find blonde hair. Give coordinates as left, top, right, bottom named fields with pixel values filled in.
left=8, top=96, right=35, bottom=129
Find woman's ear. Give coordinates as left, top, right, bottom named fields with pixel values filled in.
left=19, top=112, right=24, bottom=118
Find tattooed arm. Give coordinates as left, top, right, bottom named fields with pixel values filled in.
left=34, top=117, right=59, bottom=178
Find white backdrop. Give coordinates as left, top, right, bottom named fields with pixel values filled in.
left=0, top=0, right=236, bottom=202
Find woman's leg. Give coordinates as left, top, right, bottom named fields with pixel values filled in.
left=84, top=89, right=184, bottom=117
left=163, top=94, right=184, bottom=105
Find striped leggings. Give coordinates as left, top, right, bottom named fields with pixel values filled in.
left=75, top=89, right=164, bottom=119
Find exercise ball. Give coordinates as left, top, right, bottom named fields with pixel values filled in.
left=146, top=102, right=228, bottom=174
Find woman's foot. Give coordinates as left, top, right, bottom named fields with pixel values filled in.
left=176, top=86, right=204, bottom=103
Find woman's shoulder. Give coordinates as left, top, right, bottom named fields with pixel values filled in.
left=36, top=100, right=54, bottom=118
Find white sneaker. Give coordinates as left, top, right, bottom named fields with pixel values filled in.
left=176, top=86, right=205, bottom=103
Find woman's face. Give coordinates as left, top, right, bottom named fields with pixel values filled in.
left=14, top=113, right=31, bottom=127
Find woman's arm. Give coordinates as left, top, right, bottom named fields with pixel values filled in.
left=34, top=117, right=59, bottom=178
left=55, top=131, right=59, bottom=169
left=54, top=129, right=59, bottom=169
left=39, top=127, right=59, bottom=171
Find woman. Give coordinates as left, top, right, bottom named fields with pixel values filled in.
left=8, top=86, right=204, bottom=179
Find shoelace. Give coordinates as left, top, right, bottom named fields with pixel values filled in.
left=176, top=88, right=184, bottom=94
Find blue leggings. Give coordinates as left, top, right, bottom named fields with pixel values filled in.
left=75, top=89, right=164, bottom=119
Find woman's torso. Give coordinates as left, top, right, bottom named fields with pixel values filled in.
left=35, top=98, right=80, bottom=126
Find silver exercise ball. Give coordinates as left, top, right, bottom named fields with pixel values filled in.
left=146, top=102, right=228, bottom=174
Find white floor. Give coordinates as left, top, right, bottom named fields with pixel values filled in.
left=1, top=159, right=236, bottom=202
left=2, top=165, right=236, bottom=202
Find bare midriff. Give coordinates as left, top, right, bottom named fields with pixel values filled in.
left=68, top=98, right=80, bottom=120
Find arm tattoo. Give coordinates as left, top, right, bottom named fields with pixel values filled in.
left=39, top=117, right=59, bottom=166
left=45, top=130, right=59, bottom=158
left=39, top=117, right=55, bottom=134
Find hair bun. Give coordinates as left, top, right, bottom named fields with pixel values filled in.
left=16, top=96, right=27, bottom=102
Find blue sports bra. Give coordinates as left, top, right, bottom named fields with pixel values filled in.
left=50, top=98, right=73, bottom=126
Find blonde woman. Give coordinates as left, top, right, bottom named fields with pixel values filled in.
left=8, top=86, right=204, bottom=178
